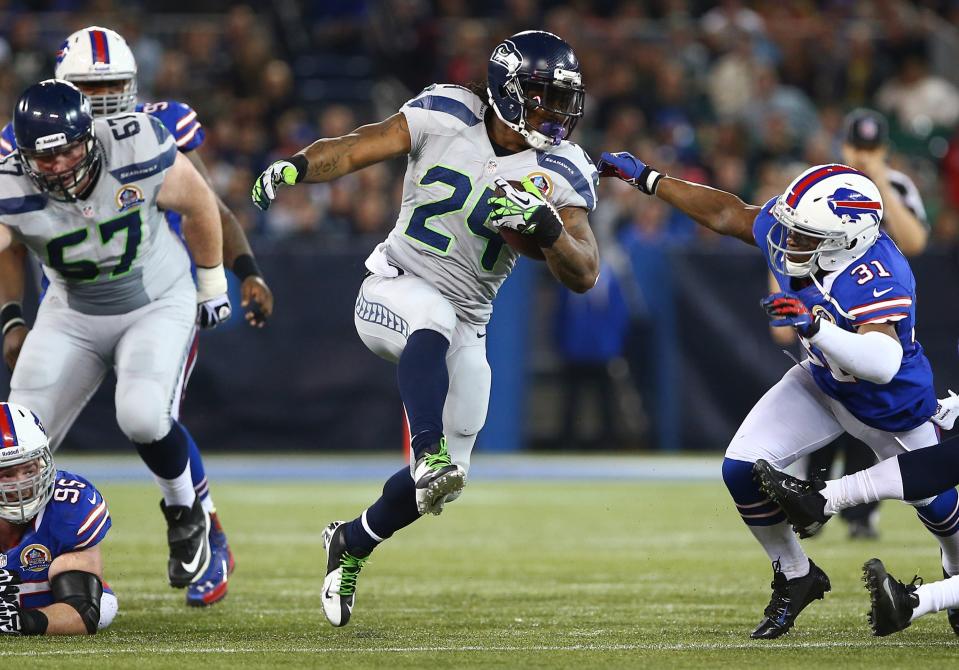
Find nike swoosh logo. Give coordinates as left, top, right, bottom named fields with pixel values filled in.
left=882, top=578, right=896, bottom=603
left=180, top=543, right=205, bottom=575
left=873, top=287, right=894, bottom=298
left=87, top=493, right=97, bottom=505
left=510, top=193, right=533, bottom=207
left=476, top=332, right=487, bottom=338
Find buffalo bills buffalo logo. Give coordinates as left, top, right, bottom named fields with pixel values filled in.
left=827, top=187, right=881, bottom=225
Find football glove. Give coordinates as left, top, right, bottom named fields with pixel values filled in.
left=0, top=570, right=22, bottom=635
left=597, top=151, right=664, bottom=195
left=487, top=177, right=564, bottom=247
left=251, top=155, right=307, bottom=211
left=761, top=292, right=820, bottom=338
left=932, top=390, right=959, bottom=430
left=195, top=265, right=232, bottom=329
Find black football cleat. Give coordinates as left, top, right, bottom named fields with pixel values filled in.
left=753, top=459, right=829, bottom=538
left=751, top=559, right=831, bottom=639
left=321, top=521, right=369, bottom=627
left=863, top=558, right=920, bottom=637
left=161, top=497, right=211, bottom=588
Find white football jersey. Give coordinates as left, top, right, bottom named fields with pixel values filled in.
left=383, top=84, right=598, bottom=325
left=0, top=112, right=191, bottom=315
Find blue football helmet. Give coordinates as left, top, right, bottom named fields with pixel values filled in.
left=13, top=79, right=101, bottom=201
left=487, top=31, right=584, bottom=151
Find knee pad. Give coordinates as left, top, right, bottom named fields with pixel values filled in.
left=115, top=382, right=169, bottom=443
left=722, top=457, right=785, bottom=526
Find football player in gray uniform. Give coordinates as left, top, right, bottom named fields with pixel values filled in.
left=253, top=30, right=600, bottom=626
left=0, top=79, right=230, bottom=591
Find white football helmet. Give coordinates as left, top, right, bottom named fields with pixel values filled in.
left=0, top=402, right=55, bottom=524
left=54, top=26, right=138, bottom=116
left=768, top=164, right=883, bottom=277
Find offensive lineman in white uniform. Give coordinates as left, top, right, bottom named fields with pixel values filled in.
left=0, top=80, right=231, bottom=590
left=253, top=31, right=600, bottom=626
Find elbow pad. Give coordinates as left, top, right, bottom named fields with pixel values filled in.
left=51, top=570, right=103, bottom=635
left=809, top=320, right=903, bottom=384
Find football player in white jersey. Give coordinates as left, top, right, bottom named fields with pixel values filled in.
left=0, top=79, right=230, bottom=592
left=253, top=30, right=600, bottom=626
left=0, top=26, right=267, bottom=606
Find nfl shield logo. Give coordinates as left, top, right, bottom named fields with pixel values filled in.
left=0, top=553, right=7, bottom=568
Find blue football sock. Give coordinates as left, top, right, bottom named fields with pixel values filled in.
left=186, top=433, right=211, bottom=503
left=397, top=329, right=449, bottom=459
left=343, top=467, right=420, bottom=556
left=900, top=442, right=959, bottom=501
left=722, top=457, right=786, bottom=526
left=134, top=420, right=190, bottom=479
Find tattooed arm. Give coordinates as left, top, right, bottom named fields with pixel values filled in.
left=298, top=113, right=412, bottom=183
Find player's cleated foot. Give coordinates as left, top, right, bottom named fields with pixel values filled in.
left=751, top=559, right=831, bottom=639
left=412, top=437, right=464, bottom=516
left=753, top=459, right=829, bottom=538
left=186, top=512, right=236, bottom=607
left=942, top=567, right=959, bottom=636
left=321, top=521, right=369, bottom=627
left=863, top=558, right=920, bottom=637
left=161, top=497, right=211, bottom=588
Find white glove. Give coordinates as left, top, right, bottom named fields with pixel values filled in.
left=251, top=158, right=303, bottom=211
left=196, top=264, right=232, bottom=329
left=932, top=389, right=959, bottom=430
left=0, top=570, right=22, bottom=635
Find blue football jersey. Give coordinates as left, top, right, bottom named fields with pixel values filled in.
left=2, top=470, right=112, bottom=609
left=754, top=197, right=936, bottom=432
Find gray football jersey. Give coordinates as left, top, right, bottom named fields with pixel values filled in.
left=0, top=113, right=190, bottom=315
left=383, top=84, right=598, bottom=325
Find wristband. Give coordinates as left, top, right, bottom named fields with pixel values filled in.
left=18, top=609, right=48, bottom=636
left=1, top=301, right=25, bottom=336
left=195, top=264, right=228, bottom=302
left=644, top=168, right=664, bottom=195
left=231, top=254, right=262, bottom=281
left=286, top=154, right=309, bottom=183
left=528, top=203, right=564, bottom=249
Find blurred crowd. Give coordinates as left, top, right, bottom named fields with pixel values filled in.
left=0, top=1, right=958, bottom=252
left=2, top=0, right=959, bottom=450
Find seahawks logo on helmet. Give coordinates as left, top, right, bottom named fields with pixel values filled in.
left=490, top=41, right=522, bottom=76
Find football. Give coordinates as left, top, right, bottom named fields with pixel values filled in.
left=495, top=179, right=547, bottom=261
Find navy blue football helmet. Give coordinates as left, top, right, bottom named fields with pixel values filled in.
left=13, top=79, right=101, bottom=201
left=487, top=31, right=584, bottom=151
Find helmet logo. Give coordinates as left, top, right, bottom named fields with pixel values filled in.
left=55, top=39, right=70, bottom=66
left=491, top=41, right=522, bottom=76
left=827, top=187, right=881, bottom=224
left=34, top=132, right=67, bottom=151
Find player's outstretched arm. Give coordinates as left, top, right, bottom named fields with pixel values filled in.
left=158, top=152, right=231, bottom=329
left=0, top=547, right=104, bottom=635
left=598, top=151, right=759, bottom=245
left=187, top=151, right=273, bottom=327
left=0, top=242, right=28, bottom=370
left=252, top=113, right=412, bottom=211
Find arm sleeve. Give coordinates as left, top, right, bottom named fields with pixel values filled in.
left=808, top=319, right=903, bottom=384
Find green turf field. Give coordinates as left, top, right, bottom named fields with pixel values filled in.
left=3, top=476, right=957, bottom=668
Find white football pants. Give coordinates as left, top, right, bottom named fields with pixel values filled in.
left=354, top=271, right=491, bottom=479
left=727, top=363, right=939, bottom=504
left=9, top=277, right=197, bottom=449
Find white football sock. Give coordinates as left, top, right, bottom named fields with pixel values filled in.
left=822, top=457, right=904, bottom=515
left=748, top=521, right=810, bottom=579
left=154, top=462, right=196, bottom=508
left=911, top=574, right=959, bottom=620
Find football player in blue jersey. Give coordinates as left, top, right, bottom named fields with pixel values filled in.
left=599, top=151, right=959, bottom=639
left=0, top=401, right=117, bottom=635
left=0, top=26, right=267, bottom=607
left=253, top=31, right=600, bottom=627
